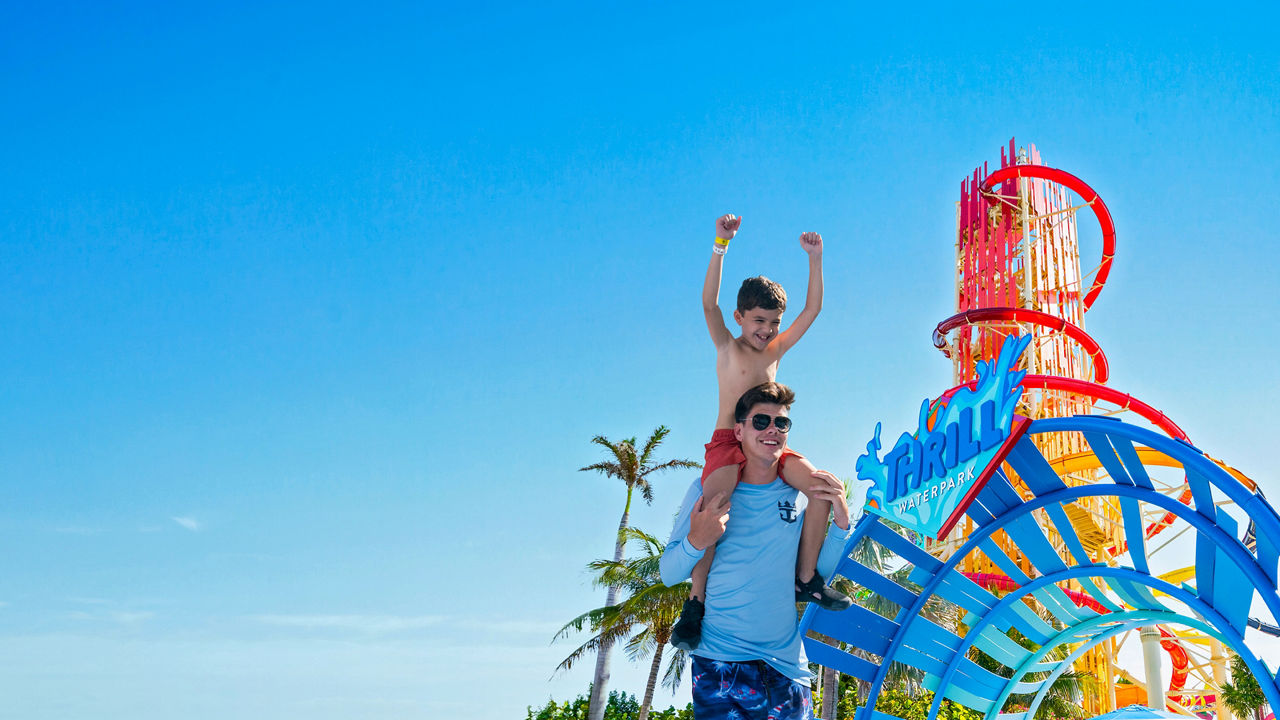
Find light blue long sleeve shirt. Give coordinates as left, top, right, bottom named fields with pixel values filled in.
left=659, top=476, right=852, bottom=683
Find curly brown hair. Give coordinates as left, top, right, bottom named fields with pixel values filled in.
left=736, top=276, right=787, bottom=313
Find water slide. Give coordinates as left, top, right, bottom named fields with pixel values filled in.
left=962, top=571, right=1194, bottom=709
left=978, top=164, right=1116, bottom=311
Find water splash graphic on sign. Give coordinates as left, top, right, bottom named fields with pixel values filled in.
left=856, top=334, right=1031, bottom=538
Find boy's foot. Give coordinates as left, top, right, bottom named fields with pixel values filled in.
left=670, top=597, right=705, bottom=651
left=796, top=573, right=853, bottom=611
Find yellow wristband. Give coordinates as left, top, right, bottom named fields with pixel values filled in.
left=714, top=236, right=731, bottom=246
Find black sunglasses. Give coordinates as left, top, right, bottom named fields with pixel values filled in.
left=750, top=413, right=792, bottom=432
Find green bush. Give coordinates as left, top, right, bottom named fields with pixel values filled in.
left=814, top=678, right=987, bottom=720
left=874, top=688, right=985, bottom=720
left=525, top=688, right=693, bottom=720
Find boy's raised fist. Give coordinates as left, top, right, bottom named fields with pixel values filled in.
left=716, top=214, right=742, bottom=240
left=799, top=231, right=823, bottom=256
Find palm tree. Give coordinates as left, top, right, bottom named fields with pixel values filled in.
left=578, top=427, right=700, bottom=720
left=556, top=527, right=693, bottom=720
left=1221, top=652, right=1268, bottom=720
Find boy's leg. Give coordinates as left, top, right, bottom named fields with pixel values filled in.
left=672, top=465, right=737, bottom=650
left=780, top=457, right=828, bottom=582
left=689, top=544, right=715, bottom=601
left=780, top=457, right=852, bottom=611
left=690, top=465, right=737, bottom=598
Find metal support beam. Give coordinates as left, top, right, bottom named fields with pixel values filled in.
left=1213, top=640, right=1232, bottom=720
left=1141, top=626, right=1166, bottom=710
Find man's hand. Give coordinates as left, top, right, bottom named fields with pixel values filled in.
left=716, top=214, right=742, bottom=241
left=688, top=491, right=731, bottom=551
left=799, top=231, right=823, bottom=257
left=809, top=470, right=850, bottom=530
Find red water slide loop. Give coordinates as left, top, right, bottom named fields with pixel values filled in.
left=939, top=375, right=1188, bottom=442
left=939, top=374, right=1193, bottom=539
left=963, top=572, right=1110, bottom=613
left=979, top=164, right=1116, bottom=312
left=933, top=308, right=1110, bottom=384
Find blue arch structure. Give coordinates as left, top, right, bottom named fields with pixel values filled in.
left=800, top=416, right=1280, bottom=720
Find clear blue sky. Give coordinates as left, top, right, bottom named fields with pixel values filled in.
left=2, top=2, right=1278, bottom=718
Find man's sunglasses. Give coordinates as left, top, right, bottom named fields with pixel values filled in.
left=750, top=413, right=792, bottom=432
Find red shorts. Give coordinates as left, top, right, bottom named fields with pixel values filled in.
left=701, top=428, right=804, bottom=484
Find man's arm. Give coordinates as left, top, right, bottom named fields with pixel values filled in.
left=702, top=214, right=741, bottom=348
left=659, top=482, right=731, bottom=586
left=773, top=231, right=823, bottom=355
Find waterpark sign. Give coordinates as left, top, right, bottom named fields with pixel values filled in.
left=856, top=335, right=1032, bottom=540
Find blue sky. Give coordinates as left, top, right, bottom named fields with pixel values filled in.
left=2, top=2, right=1279, bottom=718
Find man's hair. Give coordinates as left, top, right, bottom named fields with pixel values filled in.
left=736, top=276, right=787, bottom=313
left=734, top=381, right=796, bottom=423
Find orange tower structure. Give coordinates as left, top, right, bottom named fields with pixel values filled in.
left=931, top=138, right=1121, bottom=567
left=927, top=139, right=1217, bottom=716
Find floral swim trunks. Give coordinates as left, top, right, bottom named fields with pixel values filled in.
left=691, top=655, right=812, bottom=720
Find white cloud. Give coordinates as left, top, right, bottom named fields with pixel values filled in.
left=250, top=614, right=445, bottom=634
left=0, top=628, right=675, bottom=720
left=456, top=618, right=565, bottom=635
left=245, top=614, right=562, bottom=637
left=171, top=516, right=201, bottom=532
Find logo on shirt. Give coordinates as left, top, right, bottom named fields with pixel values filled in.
left=778, top=500, right=798, bottom=524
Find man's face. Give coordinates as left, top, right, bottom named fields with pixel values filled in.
left=734, top=402, right=790, bottom=464
left=733, top=307, right=784, bottom=350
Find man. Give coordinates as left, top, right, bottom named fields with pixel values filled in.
left=660, top=381, right=852, bottom=720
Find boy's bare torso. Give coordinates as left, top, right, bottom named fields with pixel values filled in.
left=714, top=338, right=781, bottom=429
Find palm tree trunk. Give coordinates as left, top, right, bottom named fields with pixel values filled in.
left=638, top=643, right=665, bottom=720
left=613, top=504, right=631, bottom=565
left=808, top=632, right=840, bottom=720
left=588, top=491, right=634, bottom=720
left=820, top=666, right=838, bottom=719
left=585, top=602, right=614, bottom=720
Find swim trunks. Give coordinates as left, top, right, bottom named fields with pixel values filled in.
left=691, top=655, right=812, bottom=720
left=702, top=429, right=746, bottom=483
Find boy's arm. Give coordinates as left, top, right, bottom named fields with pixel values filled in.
left=703, top=214, right=741, bottom=348
left=773, top=231, right=823, bottom=355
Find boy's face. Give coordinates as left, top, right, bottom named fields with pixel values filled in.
left=733, top=306, right=784, bottom=350
left=734, top=402, right=789, bottom=464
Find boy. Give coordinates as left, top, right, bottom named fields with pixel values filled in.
left=670, top=214, right=851, bottom=652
